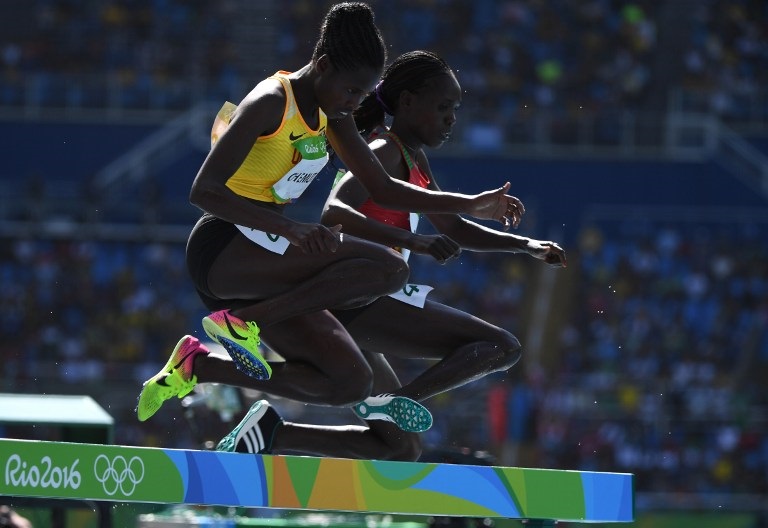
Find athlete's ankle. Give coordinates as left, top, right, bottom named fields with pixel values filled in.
left=192, top=352, right=207, bottom=381
left=270, top=421, right=285, bottom=452
left=228, top=309, right=252, bottom=323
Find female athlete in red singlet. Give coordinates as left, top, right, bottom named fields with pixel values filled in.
left=318, top=50, right=567, bottom=454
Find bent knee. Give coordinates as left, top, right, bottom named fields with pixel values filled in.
left=325, top=363, right=374, bottom=406
left=378, top=250, right=410, bottom=293
left=484, top=333, right=522, bottom=370
left=501, top=334, right=523, bottom=368
left=364, top=245, right=409, bottom=290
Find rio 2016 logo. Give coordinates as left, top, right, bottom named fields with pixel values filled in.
left=93, top=454, right=145, bottom=496
left=5, top=454, right=81, bottom=489
left=5, top=452, right=146, bottom=497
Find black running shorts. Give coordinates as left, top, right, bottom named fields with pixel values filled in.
left=187, top=213, right=375, bottom=324
left=186, top=213, right=241, bottom=311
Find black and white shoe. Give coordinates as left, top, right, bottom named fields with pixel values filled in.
left=215, top=400, right=283, bottom=454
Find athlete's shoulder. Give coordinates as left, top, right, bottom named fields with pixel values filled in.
left=368, top=134, right=403, bottom=171
left=233, top=78, right=287, bottom=134
left=242, top=77, right=286, bottom=111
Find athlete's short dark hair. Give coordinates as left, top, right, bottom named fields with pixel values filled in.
left=312, top=2, right=386, bottom=73
left=354, top=50, right=454, bottom=137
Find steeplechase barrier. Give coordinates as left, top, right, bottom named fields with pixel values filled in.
left=0, top=438, right=633, bottom=525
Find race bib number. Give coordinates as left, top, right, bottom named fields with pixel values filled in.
left=235, top=225, right=291, bottom=255
left=271, top=135, right=328, bottom=203
left=388, top=283, right=433, bottom=308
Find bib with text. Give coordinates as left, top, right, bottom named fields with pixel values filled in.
left=271, top=135, right=328, bottom=203
left=390, top=213, right=431, bottom=307
left=389, top=283, right=434, bottom=308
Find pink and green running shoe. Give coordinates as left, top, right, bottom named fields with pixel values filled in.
left=136, top=335, right=208, bottom=421
left=201, top=309, right=271, bottom=380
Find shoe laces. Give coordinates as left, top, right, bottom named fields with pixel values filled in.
left=162, top=369, right=197, bottom=397
left=244, top=321, right=261, bottom=348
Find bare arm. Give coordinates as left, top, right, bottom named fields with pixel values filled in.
left=322, top=172, right=413, bottom=248
left=326, top=116, right=524, bottom=229
left=417, top=156, right=566, bottom=266
left=322, top=172, right=461, bottom=263
left=323, top=166, right=564, bottom=266
left=190, top=81, right=292, bottom=232
left=410, top=154, right=568, bottom=266
left=189, top=82, right=341, bottom=253
left=427, top=211, right=564, bottom=264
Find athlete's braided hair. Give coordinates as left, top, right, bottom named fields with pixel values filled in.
left=354, top=50, right=453, bottom=137
left=312, top=2, right=386, bottom=73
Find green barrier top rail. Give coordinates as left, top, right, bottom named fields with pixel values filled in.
left=0, top=438, right=634, bottom=524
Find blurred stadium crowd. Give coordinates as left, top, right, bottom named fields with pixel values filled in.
left=1, top=0, right=765, bottom=122
left=1, top=0, right=767, bottom=514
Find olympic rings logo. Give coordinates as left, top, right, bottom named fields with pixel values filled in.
left=93, top=455, right=145, bottom=497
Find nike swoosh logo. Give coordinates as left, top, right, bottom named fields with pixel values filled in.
left=224, top=312, right=249, bottom=341
left=289, top=131, right=306, bottom=141
left=172, top=348, right=195, bottom=370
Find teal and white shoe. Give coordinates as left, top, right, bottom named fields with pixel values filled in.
left=216, top=400, right=283, bottom=454
left=353, top=394, right=432, bottom=433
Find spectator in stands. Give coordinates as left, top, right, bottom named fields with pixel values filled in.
left=2, top=0, right=666, bottom=122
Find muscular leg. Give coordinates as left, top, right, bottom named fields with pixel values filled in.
left=140, top=237, right=407, bottom=420
left=196, top=334, right=421, bottom=460
left=191, top=234, right=409, bottom=406
left=341, top=297, right=522, bottom=402
left=269, top=350, right=422, bottom=461
left=195, top=294, right=520, bottom=407
left=207, top=234, right=409, bottom=326
left=194, top=311, right=374, bottom=407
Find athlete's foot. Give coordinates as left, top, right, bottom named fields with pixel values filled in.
left=353, top=394, right=433, bottom=433
left=202, top=309, right=272, bottom=380
left=136, top=335, right=209, bottom=421
left=216, top=400, right=283, bottom=454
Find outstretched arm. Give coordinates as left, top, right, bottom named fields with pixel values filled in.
left=418, top=157, right=566, bottom=266
left=326, top=116, right=524, bottom=230
left=428, top=212, right=566, bottom=267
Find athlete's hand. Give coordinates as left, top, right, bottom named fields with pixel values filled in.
left=409, top=233, right=461, bottom=264
left=287, top=222, right=344, bottom=253
left=526, top=239, right=567, bottom=267
left=467, top=182, right=525, bottom=230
